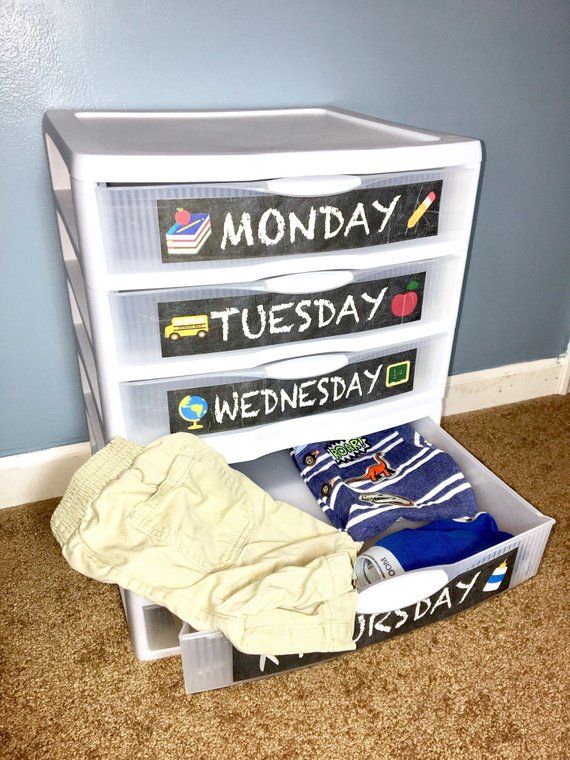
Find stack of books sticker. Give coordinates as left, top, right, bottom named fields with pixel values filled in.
left=166, top=212, right=211, bottom=255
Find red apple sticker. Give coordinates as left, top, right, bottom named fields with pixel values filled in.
left=391, top=279, right=420, bottom=318
left=175, top=207, right=191, bottom=226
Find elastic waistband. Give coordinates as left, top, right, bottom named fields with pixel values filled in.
left=51, top=437, right=144, bottom=547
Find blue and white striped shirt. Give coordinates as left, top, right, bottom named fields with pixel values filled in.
left=291, top=425, right=478, bottom=541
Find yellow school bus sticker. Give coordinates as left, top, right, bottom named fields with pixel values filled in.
left=164, top=315, right=209, bottom=341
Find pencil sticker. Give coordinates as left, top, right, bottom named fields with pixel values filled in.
left=483, top=561, right=508, bottom=592
left=407, top=191, right=437, bottom=229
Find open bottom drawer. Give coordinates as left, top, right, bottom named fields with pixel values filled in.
left=175, top=417, right=553, bottom=694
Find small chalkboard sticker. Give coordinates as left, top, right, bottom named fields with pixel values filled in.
left=158, top=272, right=426, bottom=358
left=231, top=547, right=518, bottom=682
left=167, top=348, right=416, bottom=435
left=156, top=180, right=443, bottom=263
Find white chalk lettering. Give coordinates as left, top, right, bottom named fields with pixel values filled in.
left=262, top=388, right=279, bottom=415
left=414, top=598, right=431, bottom=620
left=317, top=377, right=330, bottom=405
left=393, top=609, right=408, bottom=629
left=214, top=392, right=240, bottom=423
left=241, top=391, right=260, bottom=419
left=315, top=299, right=336, bottom=328
left=209, top=307, right=240, bottom=342
left=320, top=205, right=344, bottom=239
left=353, top=614, right=366, bottom=644
left=331, top=377, right=347, bottom=402
left=208, top=280, right=407, bottom=346
left=242, top=305, right=267, bottom=340
left=221, top=212, right=254, bottom=250
left=430, top=586, right=452, bottom=614
left=298, top=380, right=317, bottom=408
left=289, top=208, right=316, bottom=243
left=364, top=363, right=383, bottom=393
left=219, top=192, right=409, bottom=251
left=335, top=295, right=360, bottom=325
left=373, top=195, right=401, bottom=233
left=362, top=287, right=388, bottom=321
left=373, top=612, right=392, bottom=634
left=456, top=571, right=481, bottom=604
left=345, top=372, right=363, bottom=398
left=344, top=202, right=370, bottom=237
left=269, top=302, right=294, bottom=334
left=295, top=300, right=312, bottom=333
left=259, top=208, right=286, bottom=246
left=280, top=385, right=298, bottom=411
left=205, top=355, right=409, bottom=429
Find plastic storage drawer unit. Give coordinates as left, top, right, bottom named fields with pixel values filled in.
left=43, top=108, right=553, bottom=695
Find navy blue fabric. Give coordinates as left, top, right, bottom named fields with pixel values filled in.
left=291, top=424, right=478, bottom=541
left=372, top=513, right=513, bottom=572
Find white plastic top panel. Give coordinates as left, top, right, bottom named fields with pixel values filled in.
left=43, top=107, right=481, bottom=183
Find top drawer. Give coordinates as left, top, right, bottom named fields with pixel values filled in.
left=93, top=166, right=474, bottom=283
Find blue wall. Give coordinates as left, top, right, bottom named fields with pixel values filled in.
left=1, top=0, right=568, bottom=456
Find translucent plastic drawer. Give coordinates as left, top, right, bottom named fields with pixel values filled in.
left=179, top=625, right=233, bottom=694
left=119, top=587, right=183, bottom=661
left=108, top=256, right=461, bottom=376
left=176, top=418, right=554, bottom=694
left=96, top=166, right=471, bottom=277
left=118, top=336, right=447, bottom=459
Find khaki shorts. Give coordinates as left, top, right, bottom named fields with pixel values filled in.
left=51, top=434, right=361, bottom=655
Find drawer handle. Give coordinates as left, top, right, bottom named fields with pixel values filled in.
left=264, top=353, right=348, bottom=380
left=356, top=568, right=450, bottom=614
left=264, top=270, right=354, bottom=294
left=263, top=175, right=362, bottom=197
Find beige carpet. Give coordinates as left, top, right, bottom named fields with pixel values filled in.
left=1, top=396, right=568, bottom=759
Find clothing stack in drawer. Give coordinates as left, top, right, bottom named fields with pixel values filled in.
left=44, top=108, right=554, bottom=692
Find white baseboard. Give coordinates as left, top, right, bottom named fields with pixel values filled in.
left=1, top=353, right=568, bottom=509
left=443, top=354, right=568, bottom=417
left=0, top=442, right=91, bottom=510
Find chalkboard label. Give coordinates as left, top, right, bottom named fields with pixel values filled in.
left=158, top=272, right=426, bottom=357
left=167, top=348, right=416, bottom=435
left=157, top=180, right=443, bottom=263
left=231, top=548, right=517, bottom=682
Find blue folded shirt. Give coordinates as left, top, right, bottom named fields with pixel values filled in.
left=354, top=512, right=513, bottom=586
left=291, top=424, right=478, bottom=541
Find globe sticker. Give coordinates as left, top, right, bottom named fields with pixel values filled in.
left=178, top=395, right=208, bottom=430
left=385, top=360, right=411, bottom=387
